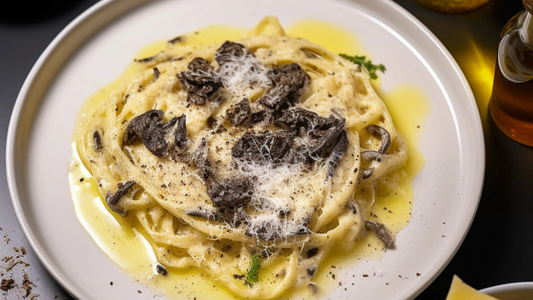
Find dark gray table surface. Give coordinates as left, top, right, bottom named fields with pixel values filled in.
left=1, top=0, right=531, bottom=299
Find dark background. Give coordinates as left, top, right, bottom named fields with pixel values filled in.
left=0, top=0, right=531, bottom=299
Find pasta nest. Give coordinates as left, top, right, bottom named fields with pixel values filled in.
left=76, top=16, right=407, bottom=299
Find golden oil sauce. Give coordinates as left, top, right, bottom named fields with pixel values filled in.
left=69, top=20, right=427, bottom=300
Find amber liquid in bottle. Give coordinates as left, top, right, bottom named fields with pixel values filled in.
left=490, top=10, right=533, bottom=146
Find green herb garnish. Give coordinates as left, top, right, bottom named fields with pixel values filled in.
left=339, top=54, right=386, bottom=79
left=245, top=254, right=261, bottom=284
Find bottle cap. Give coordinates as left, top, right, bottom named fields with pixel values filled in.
left=525, top=0, right=533, bottom=14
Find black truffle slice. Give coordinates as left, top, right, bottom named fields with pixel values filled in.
left=274, top=106, right=321, bottom=129
left=275, top=107, right=344, bottom=132
left=365, top=220, right=394, bottom=248
left=167, top=36, right=183, bottom=44
left=194, top=137, right=213, bottom=180
left=250, top=110, right=272, bottom=125
left=259, top=63, right=311, bottom=111
left=206, top=176, right=253, bottom=207
left=360, top=125, right=391, bottom=178
left=174, top=114, right=188, bottom=149
left=276, top=107, right=346, bottom=160
left=123, top=110, right=164, bottom=146
left=306, top=247, right=319, bottom=258
left=326, top=130, right=348, bottom=179
left=365, top=125, right=391, bottom=154
left=301, top=119, right=345, bottom=159
left=156, top=264, right=168, bottom=276
left=177, top=57, right=222, bottom=105
left=215, top=41, right=253, bottom=66
left=122, top=110, right=187, bottom=157
left=185, top=207, right=216, bottom=220
left=226, top=98, right=251, bottom=126
left=93, top=130, right=103, bottom=153
left=134, top=52, right=162, bottom=63
left=232, top=107, right=346, bottom=168
left=105, top=180, right=136, bottom=214
left=232, top=130, right=295, bottom=166
left=123, top=110, right=167, bottom=156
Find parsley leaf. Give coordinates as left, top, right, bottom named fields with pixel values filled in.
left=245, top=254, right=261, bottom=284
left=339, top=54, right=386, bottom=79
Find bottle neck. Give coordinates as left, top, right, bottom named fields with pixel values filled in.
left=519, top=11, right=533, bottom=46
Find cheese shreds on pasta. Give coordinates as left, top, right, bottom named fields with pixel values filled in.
left=75, top=17, right=407, bottom=299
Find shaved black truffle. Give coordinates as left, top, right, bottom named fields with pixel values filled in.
left=226, top=98, right=251, bottom=126
left=275, top=107, right=343, bottom=132
left=274, top=106, right=321, bottom=129
left=259, top=63, right=311, bottom=111
left=232, top=131, right=295, bottom=166
left=194, top=137, right=213, bottom=180
left=250, top=110, right=272, bottom=125
left=134, top=52, right=161, bottom=63
left=307, top=247, right=319, bottom=258
left=326, top=130, right=348, bottom=179
left=156, top=264, right=168, bottom=276
left=123, top=110, right=167, bottom=156
left=122, top=110, right=187, bottom=157
left=93, top=130, right=103, bottom=153
left=105, top=180, right=136, bottom=214
left=275, top=107, right=346, bottom=163
left=153, top=67, right=160, bottom=80
left=365, top=125, right=391, bottom=154
left=186, top=208, right=216, bottom=220
left=123, top=110, right=164, bottom=146
left=365, top=220, right=394, bottom=248
left=359, top=125, right=391, bottom=179
left=215, top=41, right=268, bottom=89
left=207, top=176, right=253, bottom=207
left=215, top=41, right=253, bottom=66
left=232, top=107, right=347, bottom=170
left=178, top=57, right=222, bottom=105
left=167, top=36, right=183, bottom=44
left=174, top=114, right=188, bottom=148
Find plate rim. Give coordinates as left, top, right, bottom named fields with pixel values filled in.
left=481, top=282, right=533, bottom=298
left=5, top=0, right=148, bottom=298
left=379, top=3, right=486, bottom=299
left=5, top=0, right=486, bottom=299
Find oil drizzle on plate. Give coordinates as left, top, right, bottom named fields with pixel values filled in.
left=69, top=20, right=427, bottom=300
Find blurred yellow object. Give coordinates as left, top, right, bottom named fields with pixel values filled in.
left=445, top=275, right=499, bottom=300
left=414, top=0, right=491, bottom=13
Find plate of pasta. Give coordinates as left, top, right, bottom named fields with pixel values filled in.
left=6, top=0, right=485, bottom=300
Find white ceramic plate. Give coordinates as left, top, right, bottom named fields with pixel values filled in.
left=481, top=282, right=533, bottom=300
left=6, top=0, right=485, bottom=299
